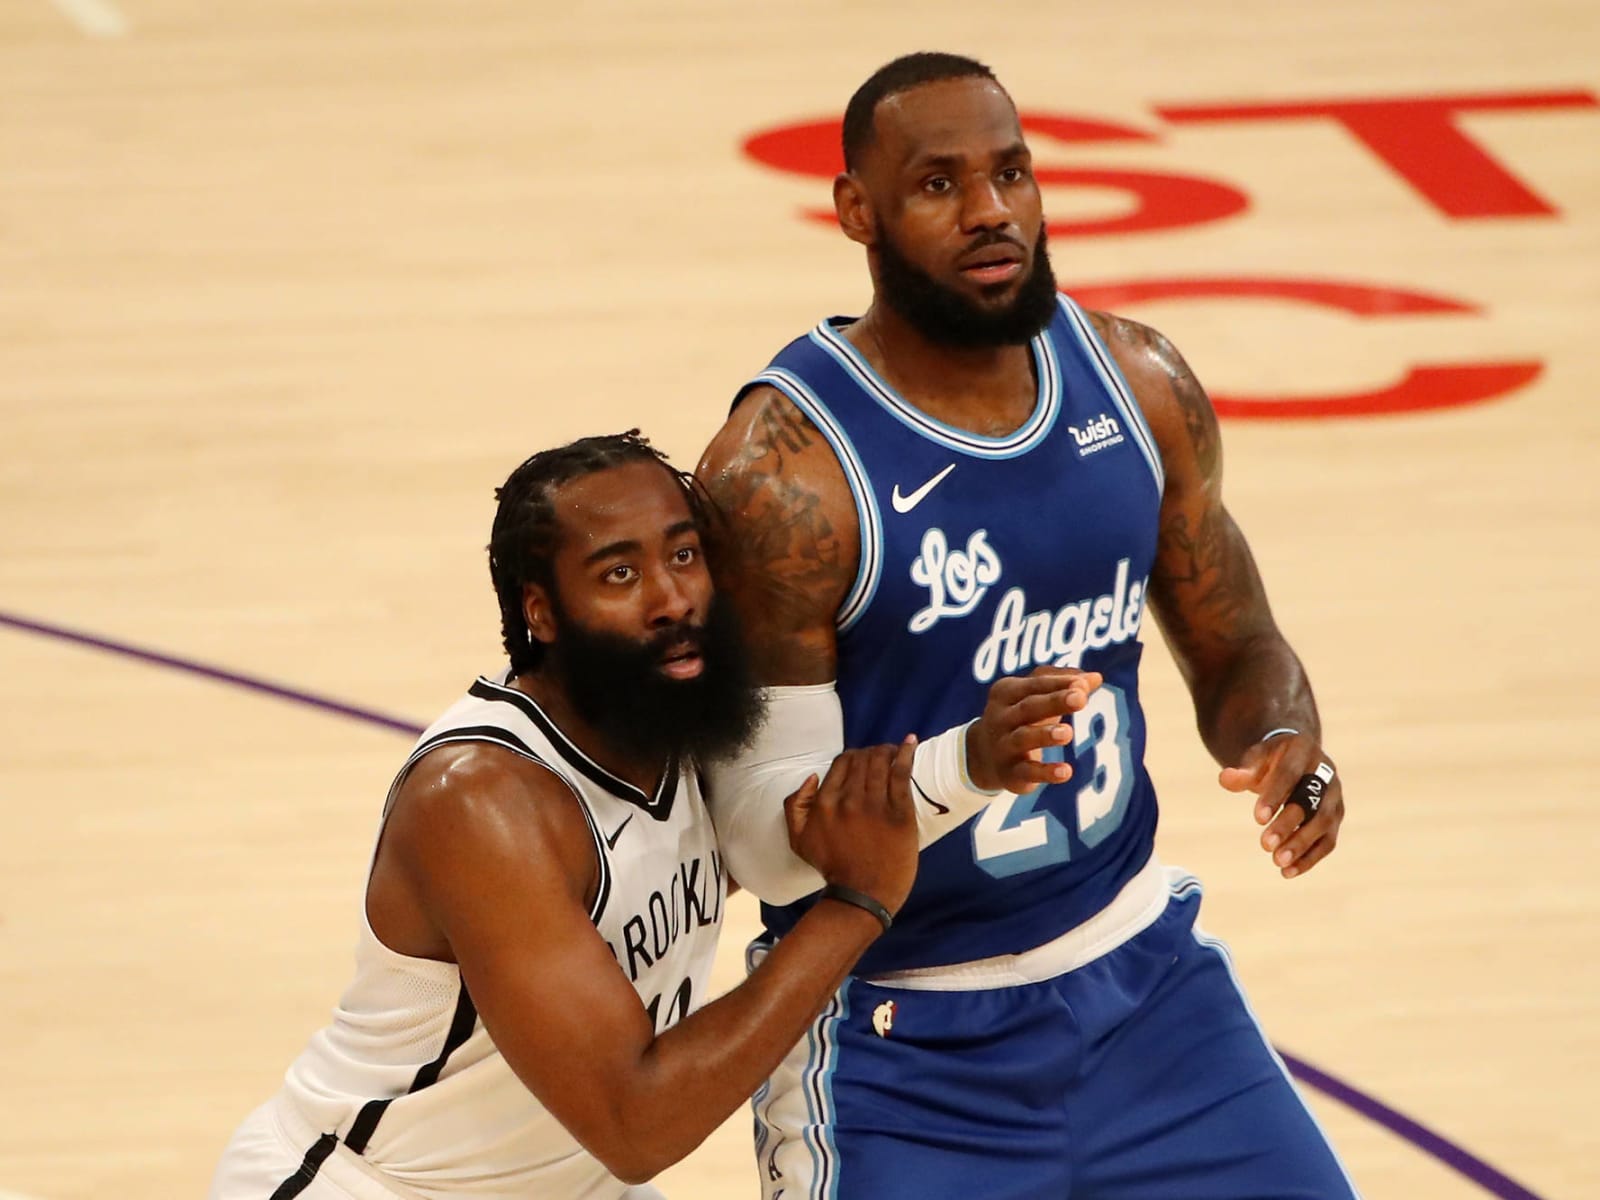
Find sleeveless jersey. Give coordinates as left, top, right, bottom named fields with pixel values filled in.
left=743, top=296, right=1164, bottom=975
left=279, top=670, right=726, bottom=1198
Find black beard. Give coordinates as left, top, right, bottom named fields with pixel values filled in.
left=875, top=224, right=1059, bottom=348
left=544, top=592, right=766, bottom=768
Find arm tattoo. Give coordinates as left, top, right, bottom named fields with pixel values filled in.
left=1094, top=313, right=1316, bottom=757
left=1105, top=316, right=1261, bottom=656
left=702, top=394, right=854, bottom=680
left=759, top=400, right=818, bottom=456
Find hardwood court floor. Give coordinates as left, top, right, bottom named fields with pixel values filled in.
left=1, top=3, right=1596, bottom=1198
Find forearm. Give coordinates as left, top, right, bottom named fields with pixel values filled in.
left=1191, top=632, right=1320, bottom=765
left=610, top=900, right=881, bottom=1180
left=706, top=685, right=1001, bottom=904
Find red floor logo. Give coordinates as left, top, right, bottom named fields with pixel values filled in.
left=742, top=90, right=1595, bottom=419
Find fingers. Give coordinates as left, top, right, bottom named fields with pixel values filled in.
left=1250, top=748, right=1308, bottom=825
left=1007, top=685, right=1096, bottom=727
left=782, top=774, right=820, bottom=849
left=888, top=735, right=917, bottom=820
left=1261, top=783, right=1343, bottom=878
left=1263, top=810, right=1339, bottom=878
left=861, top=741, right=891, bottom=815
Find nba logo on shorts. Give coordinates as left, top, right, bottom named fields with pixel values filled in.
left=872, top=999, right=897, bottom=1038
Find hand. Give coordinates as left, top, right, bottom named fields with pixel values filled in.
left=783, top=738, right=918, bottom=915
left=964, top=667, right=1103, bottom=793
left=1219, top=733, right=1345, bottom=879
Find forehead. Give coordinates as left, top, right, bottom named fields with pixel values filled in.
left=549, top=460, right=692, bottom=555
left=867, top=77, right=1023, bottom=170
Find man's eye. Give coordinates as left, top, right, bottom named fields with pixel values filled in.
left=606, top=565, right=636, bottom=583
left=925, top=177, right=952, bottom=194
left=673, top=546, right=698, bottom=564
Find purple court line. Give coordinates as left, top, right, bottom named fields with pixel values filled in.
left=0, top=607, right=1550, bottom=1200
left=0, top=610, right=422, bottom=737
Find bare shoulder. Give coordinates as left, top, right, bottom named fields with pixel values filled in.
left=1085, top=309, right=1221, bottom=484
left=383, top=742, right=595, bottom=907
left=695, top=384, right=858, bottom=683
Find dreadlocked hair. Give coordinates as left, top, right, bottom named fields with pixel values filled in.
left=488, top=430, right=717, bottom=675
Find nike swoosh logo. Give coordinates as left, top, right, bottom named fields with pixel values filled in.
left=891, top=464, right=956, bottom=514
left=912, top=778, right=950, bottom=816
left=604, top=814, right=633, bottom=850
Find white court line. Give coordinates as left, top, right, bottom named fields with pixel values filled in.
left=48, top=0, right=130, bottom=38
left=0, top=1189, right=50, bottom=1200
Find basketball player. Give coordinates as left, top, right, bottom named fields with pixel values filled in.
left=697, top=54, right=1359, bottom=1198
left=205, top=433, right=926, bottom=1200
left=207, top=431, right=1100, bottom=1200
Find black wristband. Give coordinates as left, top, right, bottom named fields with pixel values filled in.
left=819, top=884, right=894, bottom=932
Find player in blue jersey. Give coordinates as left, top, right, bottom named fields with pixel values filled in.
left=697, top=53, right=1356, bottom=1199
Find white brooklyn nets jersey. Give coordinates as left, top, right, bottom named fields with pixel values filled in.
left=209, top=670, right=726, bottom=1200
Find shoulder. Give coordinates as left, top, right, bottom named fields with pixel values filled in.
left=695, top=384, right=858, bottom=682
left=1084, top=308, right=1221, bottom=484
left=385, top=741, right=595, bottom=898
left=698, top=384, right=847, bottom=497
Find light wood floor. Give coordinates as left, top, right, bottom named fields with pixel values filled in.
left=1, top=3, right=1596, bottom=1197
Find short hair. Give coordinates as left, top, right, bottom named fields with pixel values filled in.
left=842, top=52, right=1003, bottom=172
left=488, top=430, right=709, bottom=674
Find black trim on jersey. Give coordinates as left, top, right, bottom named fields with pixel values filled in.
left=400, top=723, right=614, bottom=927
left=344, top=984, right=479, bottom=1156
left=469, top=676, right=679, bottom=820
left=407, top=723, right=546, bottom=767
left=267, top=1132, right=336, bottom=1199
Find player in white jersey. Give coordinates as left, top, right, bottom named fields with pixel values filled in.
left=207, top=432, right=935, bottom=1199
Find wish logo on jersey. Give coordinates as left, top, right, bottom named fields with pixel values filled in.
left=908, top=529, right=1148, bottom=681
left=1068, top=412, right=1126, bottom=457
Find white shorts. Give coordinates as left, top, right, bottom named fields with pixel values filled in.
left=207, top=1096, right=668, bottom=1200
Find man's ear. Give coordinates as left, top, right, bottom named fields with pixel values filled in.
left=523, top=583, right=557, bottom=646
left=834, top=172, right=875, bottom=247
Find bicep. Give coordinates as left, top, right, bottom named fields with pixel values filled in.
left=1093, top=312, right=1280, bottom=683
left=391, top=759, right=656, bottom=1156
left=696, top=386, right=858, bottom=685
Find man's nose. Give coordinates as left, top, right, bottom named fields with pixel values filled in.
left=644, top=566, right=694, bottom=627
left=961, top=175, right=1011, bottom=231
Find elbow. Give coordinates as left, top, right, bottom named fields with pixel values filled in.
left=721, top=843, right=816, bottom=907
left=606, top=1159, right=658, bottom=1189
left=594, top=1140, right=676, bottom=1187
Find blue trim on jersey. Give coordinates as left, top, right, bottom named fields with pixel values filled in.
left=808, top=321, right=1062, bottom=458
left=801, top=990, right=849, bottom=1200
left=1191, top=927, right=1365, bottom=1196
left=1059, top=297, right=1166, bottom=497
left=757, top=368, right=884, bottom=634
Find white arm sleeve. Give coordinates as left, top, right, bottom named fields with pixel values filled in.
left=704, top=683, right=1013, bottom=906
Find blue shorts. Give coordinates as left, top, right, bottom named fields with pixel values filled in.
left=750, top=868, right=1358, bottom=1199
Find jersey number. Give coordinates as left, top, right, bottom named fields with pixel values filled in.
left=645, top=978, right=693, bottom=1033
left=971, top=683, right=1135, bottom=878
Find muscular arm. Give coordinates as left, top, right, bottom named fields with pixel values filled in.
left=368, top=744, right=886, bottom=1185
left=695, top=386, right=1103, bottom=901
left=1091, top=311, right=1319, bottom=762
left=695, top=384, right=858, bottom=684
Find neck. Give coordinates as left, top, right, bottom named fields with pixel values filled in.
left=511, top=670, right=667, bottom=794
left=847, top=302, right=1038, bottom=431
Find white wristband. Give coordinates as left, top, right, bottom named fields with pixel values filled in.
left=909, top=719, right=1009, bottom=839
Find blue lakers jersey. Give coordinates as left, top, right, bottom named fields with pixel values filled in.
left=740, top=296, right=1166, bottom=974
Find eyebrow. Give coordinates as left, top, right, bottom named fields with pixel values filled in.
left=906, top=141, right=1029, bottom=172
left=580, top=519, right=701, bottom=567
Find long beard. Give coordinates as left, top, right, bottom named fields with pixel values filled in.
left=875, top=224, right=1059, bottom=348
left=544, top=593, right=766, bottom=767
